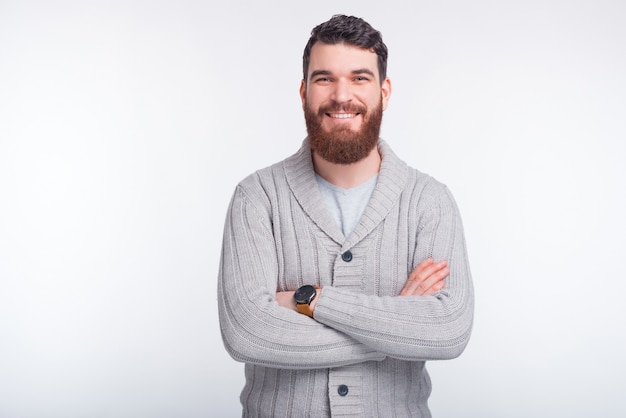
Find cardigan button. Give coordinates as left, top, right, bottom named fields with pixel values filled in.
left=341, top=251, right=353, bottom=262
left=337, top=384, right=349, bottom=396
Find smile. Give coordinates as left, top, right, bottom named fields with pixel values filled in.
left=328, top=113, right=358, bottom=119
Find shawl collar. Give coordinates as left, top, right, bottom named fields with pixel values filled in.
left=283, top=138, right=409, bottom=249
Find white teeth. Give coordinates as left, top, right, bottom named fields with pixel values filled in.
left=329, top=113, right=357, bottom=119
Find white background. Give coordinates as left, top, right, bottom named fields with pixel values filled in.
left=1, top=1, right=625, bottom=417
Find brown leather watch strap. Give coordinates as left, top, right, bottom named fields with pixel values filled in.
left=296, top=303, right=314, bottom=317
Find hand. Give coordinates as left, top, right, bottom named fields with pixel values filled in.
left=400, top=258, right=449, bottom=296
left=276, top=290, right=296, bottom=311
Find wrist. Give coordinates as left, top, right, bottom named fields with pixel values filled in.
left=294, top=285, right=320, bottom=317
left=309, top=287, right=322, bottom=313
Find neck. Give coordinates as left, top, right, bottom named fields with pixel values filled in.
left=312, top=146, right=381, bottom=189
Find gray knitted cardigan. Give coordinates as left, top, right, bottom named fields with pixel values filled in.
left=218, top=138, right=474, bottom=417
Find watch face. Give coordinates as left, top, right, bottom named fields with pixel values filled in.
left=294, top=285, right=317, bottom=304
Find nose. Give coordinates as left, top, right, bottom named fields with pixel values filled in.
left=330, top=79, right=353, bottom=103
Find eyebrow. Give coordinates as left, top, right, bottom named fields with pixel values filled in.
left=310, top=68, right=376, bottom=79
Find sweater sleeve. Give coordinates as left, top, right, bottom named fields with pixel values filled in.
left=312, top=184, right=474, bottom=361
left=217, top=185, right=386, bottom=370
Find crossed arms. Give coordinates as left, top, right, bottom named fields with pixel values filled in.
left=275, top=257, right=450, bottom=312
left=217, top=179, right=474, bottom=369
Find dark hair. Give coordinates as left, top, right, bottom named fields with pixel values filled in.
left=302, top=14, right=388, bottom=85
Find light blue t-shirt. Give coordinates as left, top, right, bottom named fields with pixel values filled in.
left=316, top=174, right=378, bottom=238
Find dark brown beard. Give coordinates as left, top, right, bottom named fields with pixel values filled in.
left=304, top=99, right=383, bottom=165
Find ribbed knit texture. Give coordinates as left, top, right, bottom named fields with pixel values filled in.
left=218, top=138, right=474, bottom=417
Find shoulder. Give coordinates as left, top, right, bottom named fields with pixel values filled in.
left=378, top=140, right=446, bottom=193
left=233, top=140, right=310, bottom=202
left=407, top=167, right=448, bottom=196
left=379, top=140, right=458, bottom=210
left=232, top=161, right=285, bottom=210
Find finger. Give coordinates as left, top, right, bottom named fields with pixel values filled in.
left=404, top=260, right=447, bottom=294
left=402, top=259, right=433, bottom=295
left=416, top=260, right=448, bottom=282
left=407, top=258, right=434, bottom=281
left=402, top=259, right=449, bottom=296
left=421, top=279, right=446, bottom=296
left=415, top=266, right=449, bottom=296
left=402, top=264, right=449, bottom=296
left=403, top=259, right=438, bottom=295
left=400, top=275, right=419, bottom=296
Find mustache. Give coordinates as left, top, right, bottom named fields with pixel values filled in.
left=318, top=102, right=367, bottom=115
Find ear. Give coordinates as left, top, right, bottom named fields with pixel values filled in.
left=381, top=77, right=392, bottom=111
left=299, top=79, right=307, bottom=109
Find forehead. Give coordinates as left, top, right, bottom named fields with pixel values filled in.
left=308, top=42, right=379, bottom=78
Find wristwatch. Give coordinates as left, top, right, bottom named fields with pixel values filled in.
left=294, top=284, right=319, bottom=317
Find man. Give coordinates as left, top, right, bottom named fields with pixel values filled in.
left=218, top=14, right=474, bottom=417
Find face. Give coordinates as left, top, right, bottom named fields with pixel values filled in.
left=300, top=42, right=391, bottom=164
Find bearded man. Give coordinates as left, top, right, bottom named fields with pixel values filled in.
left=217, top=14, right=474, bottom=418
